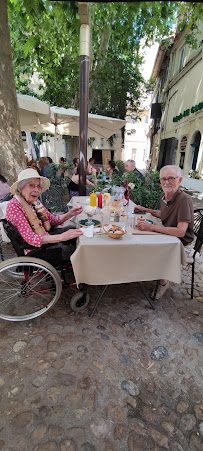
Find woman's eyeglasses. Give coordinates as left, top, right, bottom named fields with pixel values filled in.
left=160, top=177, right=178, bottom=184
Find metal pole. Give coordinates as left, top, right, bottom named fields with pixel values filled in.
left=79, top=23, right=90, bottom=196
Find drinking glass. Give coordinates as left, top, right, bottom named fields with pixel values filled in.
left=128, top=215, right=136, bottom=233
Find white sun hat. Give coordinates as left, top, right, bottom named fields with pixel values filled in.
left=10, top=168, right=50, bottom=194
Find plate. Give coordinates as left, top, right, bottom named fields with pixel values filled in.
left=78, top=219, right=101, bottom=228
left=145, top=219, right=154, bottom=224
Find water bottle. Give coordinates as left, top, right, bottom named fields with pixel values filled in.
left=102, top=170, right=106, bottom=182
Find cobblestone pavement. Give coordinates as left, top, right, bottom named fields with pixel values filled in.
left=0, top=242, right=202, bottom=451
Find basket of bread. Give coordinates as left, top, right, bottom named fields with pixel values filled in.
left=103, top=223, right=126, bottom=239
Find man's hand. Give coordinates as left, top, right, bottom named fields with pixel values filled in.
left=136, top=220, right=153, bottom=231
left=134, top=205, right=145, bottom=212
left=70, top=205, right=83, bottom=217
left=61, top=229, right=83, bottom=241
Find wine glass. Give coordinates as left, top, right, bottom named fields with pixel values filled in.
left=85, top=206, right=96, bottom=226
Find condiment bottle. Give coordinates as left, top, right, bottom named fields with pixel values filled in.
left=98, top=192, right=102, bottom=208
left=90, top=191, right=97, bottom=207
left=124, top=179, right=129, bottom=205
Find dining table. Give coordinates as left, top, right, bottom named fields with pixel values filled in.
left=68, top=196, right=186, bottom=315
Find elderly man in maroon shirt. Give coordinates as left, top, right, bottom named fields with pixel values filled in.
left=134, top=165, right=194, bottom=299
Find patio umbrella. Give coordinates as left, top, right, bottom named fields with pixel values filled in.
left=29, top=106, right=126, bottom=139
left=17, top=93, right=51, bottom=131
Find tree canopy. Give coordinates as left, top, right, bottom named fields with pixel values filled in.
left=7, top=1, right=203, bottom=120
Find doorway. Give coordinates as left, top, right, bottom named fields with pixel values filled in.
left=191, top=131, right=201, bottom=170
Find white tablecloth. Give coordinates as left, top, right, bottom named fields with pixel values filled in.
left=71, top=228, right=186, bottom=286
left=69, top=196, right=186, bottom=286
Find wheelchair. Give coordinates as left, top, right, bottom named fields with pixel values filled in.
left=0, top=219, right=90, bottom=322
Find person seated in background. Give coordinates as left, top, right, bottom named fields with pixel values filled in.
left=106, top=160, right=119, bottom=176
left=59, top=157, right=66, bottom=164
left=0, top=174, right=10, bottom=201
left=87, top=158, right=96, bottom=176
left=47, top=157, right=53, bottom=164
left=72, top=157, right=79, bottom=175
left=5, top=168, right=83, bottom=266
left=69, top=166, right=96, bottom=199
left=55, top=156, right=66, bottom=181
left=27, top=160, right=40, bottom=174
left=134, top=165, right=194, bottom=299
left=38, top=157, right=54, bottom=181
left=124, top=159, right=144, bottom=179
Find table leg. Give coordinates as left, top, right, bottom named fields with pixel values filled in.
left=137, top=282, right=155, bottom=310
left=89, top=285, right=109, bottom=318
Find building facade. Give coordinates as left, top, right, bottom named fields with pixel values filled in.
left=149, top=23, right=203, bottom=183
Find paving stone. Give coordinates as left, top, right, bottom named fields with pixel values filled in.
left=199, top=422, right=203, bottom=436
left=107, top=403, right=124, bottom=422
left=90, top=420, right=110, bottom=439
left=179, top=413, right=196, bottom=431
left=48, top=425, right=64, bottom=438
left=128, top=418, right=147, bottom=436
left=33, top=442, right=57, bottom=451
left=194, top=403, right=203, bottom=420
left=176, top=400, right=189, bottom=413
left=193, top=332, right=203, bottom=343
left=12, top=341, right=27, bottom=352
left=60, top=439, right=76, bottom=451
left=121, top=380, right=140, bottom=397
left=127, top=433, right=145, bottom=450
left=104, top=440, right=116, bottom=451
left=65, top=391, right=83, bottom=407
left=32, top=424, right=47, bottom=441
left=80, top=443, right=96, bottom=451
left=150, top=428, right=169, bottom=449
left=151, top=346, right=168, bottom=361
left=114, top=424, right=126, bottom=440
left=189, top=433, right=203, bottom=450
left=11, top=411, right=32, bottom=428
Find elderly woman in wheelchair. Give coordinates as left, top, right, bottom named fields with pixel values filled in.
left=0, top=168, right=88, bottom=322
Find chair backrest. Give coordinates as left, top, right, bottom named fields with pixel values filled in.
left=2, top=219, right=35, bottom=256
left=0, top=192, right=13, bottom=202
left=41, top=187, right=65, bottom=213
left=194, top=209, right=203, bottom=236
left=193, top=209, right=203, bottom=254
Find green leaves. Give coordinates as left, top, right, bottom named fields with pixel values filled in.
left=7, top=1, right=203, bottom=118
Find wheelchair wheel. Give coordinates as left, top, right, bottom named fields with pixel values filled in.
left=70, top=291, right=90, bottom=312
left=0, top=257, right=62, bottom=321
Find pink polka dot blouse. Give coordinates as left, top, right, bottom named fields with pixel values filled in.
left=6, top=197, right=62, bottom=251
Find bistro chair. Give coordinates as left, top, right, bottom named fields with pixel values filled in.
left=191, top=208, right=203, bottom=299
left=41, top=187, right=66, bottom=213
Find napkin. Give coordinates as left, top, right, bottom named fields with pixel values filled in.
left=80, top=225, right=104, bottom=237
left=80, top=225, right=94, bottom=238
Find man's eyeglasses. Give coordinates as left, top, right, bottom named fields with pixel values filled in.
left=160, top=177, right=178, bottom=184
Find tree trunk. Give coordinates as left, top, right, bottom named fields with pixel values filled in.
left=0, top=0, right=26, bottom=184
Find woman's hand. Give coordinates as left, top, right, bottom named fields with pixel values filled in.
left=61, top=228, right=83, bottom=241
left=69, top=205, right=83, bottom=217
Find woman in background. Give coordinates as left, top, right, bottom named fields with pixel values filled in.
left=0, top=174, right=10, bottom=201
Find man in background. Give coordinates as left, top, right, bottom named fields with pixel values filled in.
left=124, top=159, right=144, bottom=179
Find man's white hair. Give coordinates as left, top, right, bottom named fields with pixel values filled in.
left=160, top=165, right=182, bottom=178
left=126, top=159, right=135, bottom=166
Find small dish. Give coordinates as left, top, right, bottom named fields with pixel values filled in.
left=145, top=219, right=154, bottom=224
left=78, top=219, right=101, bottom=228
